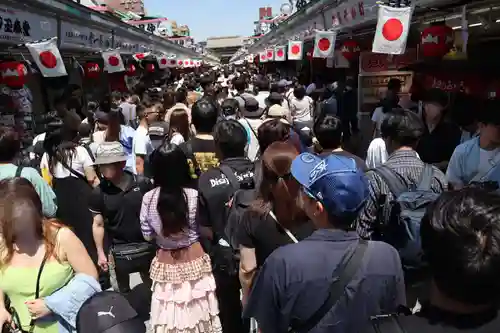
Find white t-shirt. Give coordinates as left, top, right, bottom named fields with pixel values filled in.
left=132, top=125, right=154, bottom=174
left=255, top=91, right=270, bottom=109
left=40, top=146, right=94, bottom=178
left=371, top=107, right=385, bottom=137
left=239, top=118, right=263, bottom=162
left=120, top=102, right=136, bottom=125
left=170, top=132, right=185, bottom=146
left=30, top=132, right=46, bottom=159
left=290, top=96, right=313, bottom=122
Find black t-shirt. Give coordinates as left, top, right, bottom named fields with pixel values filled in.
left=368, top=304, right=500, bottom=333
left=236, top=211, right=315, bottom=267
left=89, top=172, right=153, bottom=244
left=198, top=157, right=255, bottom=235
left=416, top=119, right=461, bottom=166
left=180, top=137, right=219, bottom=188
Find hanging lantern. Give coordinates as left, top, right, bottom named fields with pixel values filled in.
left=420, top=23, right=454, bottom=58
left=84, top=62, right=101, bottom=79
left=0, top=62, right=28, bottom=88
left=125, top=63, right=137, bottom=76
left=340, top=40, right=361, bottom=61
left=146, top=63, right=155, bottom=72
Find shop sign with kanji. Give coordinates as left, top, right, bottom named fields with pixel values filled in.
left=324, top=0, right=379, bottom=30
left=0, top=7, right=56, bottom=43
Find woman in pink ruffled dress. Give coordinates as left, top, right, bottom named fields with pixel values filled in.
left=140, top=142, right=222, bottom=333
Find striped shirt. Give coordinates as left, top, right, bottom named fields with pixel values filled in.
left=140, top=187, right=199, bottom=249
left=355, top=149, right=447, bottom=239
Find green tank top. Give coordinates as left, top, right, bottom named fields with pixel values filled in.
left=0, top=260, right=73, bottom=333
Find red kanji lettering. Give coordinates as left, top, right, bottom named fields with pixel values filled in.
left=351, top=6, right=357, bottom=19
left=358, top=1, right=365, bottom=16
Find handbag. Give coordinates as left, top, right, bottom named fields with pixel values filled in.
left=111, top=242, right=156, bottom=261
left=3, top=252, right=48, bottom=333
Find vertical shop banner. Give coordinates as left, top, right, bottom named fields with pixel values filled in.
left=102, top=50, right=125, bottom=73
left=313, top=31, right=336, bottom=58
left=274, top=46, right=286, bottom=61
left=288, top=40, right=303, bottom=60
left=25, top=37, right=67, bottom=77
left=259, top=52, right=268, bottom=63
left=372, top=5, right=412, bottom=55
left=266, top=49, right=275, bottom=61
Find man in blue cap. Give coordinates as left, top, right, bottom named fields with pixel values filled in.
left=244, top=154, right=405, bottom=333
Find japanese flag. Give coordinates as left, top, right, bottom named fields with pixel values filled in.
left=177, top=59, right=184, bottom=67
left=102, top=51, right=125, bottom=73
left=372, top=5, right=412, bottom=55
left=288, top=40, right=303, bottom=60
left=25, top=37, right=67, bottom=78
left=259, top=52, right=267, bottom=63
left=266, top=49, right=275, bottom=61
left=195, top=60, right=202, bottom=67
left=313, top=31, right=336, bottom=58
left=157, top=56, right=168, bottom=69
left=132, top=52, right=150, bottom=61
left=274, top=46, right=286, bottom=61
left=183, top=59, right=191, bottom=67
left=166, top=58, right=178, bottom=68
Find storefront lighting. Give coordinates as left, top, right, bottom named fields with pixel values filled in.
left=452, top=22, right=482, bottom=29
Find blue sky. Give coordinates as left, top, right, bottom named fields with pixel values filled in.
left=144, top=0, right=286, bottom=41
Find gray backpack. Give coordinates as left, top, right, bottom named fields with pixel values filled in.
left=373, top=164, right=439, bottom=271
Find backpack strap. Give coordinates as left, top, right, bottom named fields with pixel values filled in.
left=83, top=143, right=95, bottom=162
left=15, top=165, right=24, bottom=178
left=416, top=164, right=434, bottom=191
left=219, top=164, right=240, bottom=191
left=185, top=141, right=201, bottom=177
left=372, top=166, right=408, bottom=198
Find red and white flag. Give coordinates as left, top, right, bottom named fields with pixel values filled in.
left=177, top=59, right=184, bottom=67
left=195, top=60, right=202, bottom=67
left=274, top=46, right=286, bottom=61
left=313, top=31, right=336, bottom=58
left=167, top=58, right=178, bottom=68
left=259, top=52, right=267, bottom=63
left=25, top=37, right=67, bottom=77
left=157, top=55, right=168, bottom=69
left=372, top=5, right=412, bottom=55
left=266, top=49, right=275, bottom=61
left=101, top=51, right=125, bottom=73
left=288, top=41, right=303, bottom=60
left=183, top=59, right=191, bottom=67
left=132, top=52, right=150, bottom=61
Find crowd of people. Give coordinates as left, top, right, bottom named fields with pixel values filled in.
left=0, top=64, right=498, bottom=333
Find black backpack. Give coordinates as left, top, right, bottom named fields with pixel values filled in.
left=372, top=164, right=439, bottom=271
left=210, top=164, right=255, bottom=275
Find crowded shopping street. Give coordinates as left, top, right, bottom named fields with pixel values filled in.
left=0, top=0, right=499, bottom=332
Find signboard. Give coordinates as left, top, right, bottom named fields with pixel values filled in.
left=113, top=36, right=140, bottom=54
left=0, top=7, right=56, bottom=43
left=360, top=71, right=413, bottom=105
left=324, top=0, right=378, bottom=30
left=127, top=19, right=174, bottom=38
left=359, top=50, right=417, bottom=74
left=60, top=21, right=112, bottom=50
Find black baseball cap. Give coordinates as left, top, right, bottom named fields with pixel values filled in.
left=148, top=121, right=169, bottom=149
left=76, top=291, right=146, bottom=333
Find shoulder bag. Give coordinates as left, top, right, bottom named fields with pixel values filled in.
left=3, top=250, right=48, bottom=333
left=289, top=240, right=369, bottom=333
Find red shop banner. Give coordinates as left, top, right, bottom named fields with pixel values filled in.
left=421, top=73, right=486, bottom=96
left=360, top=50, right=417, bottom=73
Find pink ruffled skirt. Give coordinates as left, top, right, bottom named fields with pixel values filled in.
left=150, top=242, right=222, bottom=333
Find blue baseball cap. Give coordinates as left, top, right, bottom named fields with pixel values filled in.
left=291, top=153, right=369, bottom=217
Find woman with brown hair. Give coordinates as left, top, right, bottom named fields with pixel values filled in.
left=168, top=109, right=191, bottom=146
left=0, top=178, right=97, bottom=333
left=235, top=141, right=315, bottom=302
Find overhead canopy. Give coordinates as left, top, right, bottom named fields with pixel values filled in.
left=0, top=0, right=205, bottom=59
